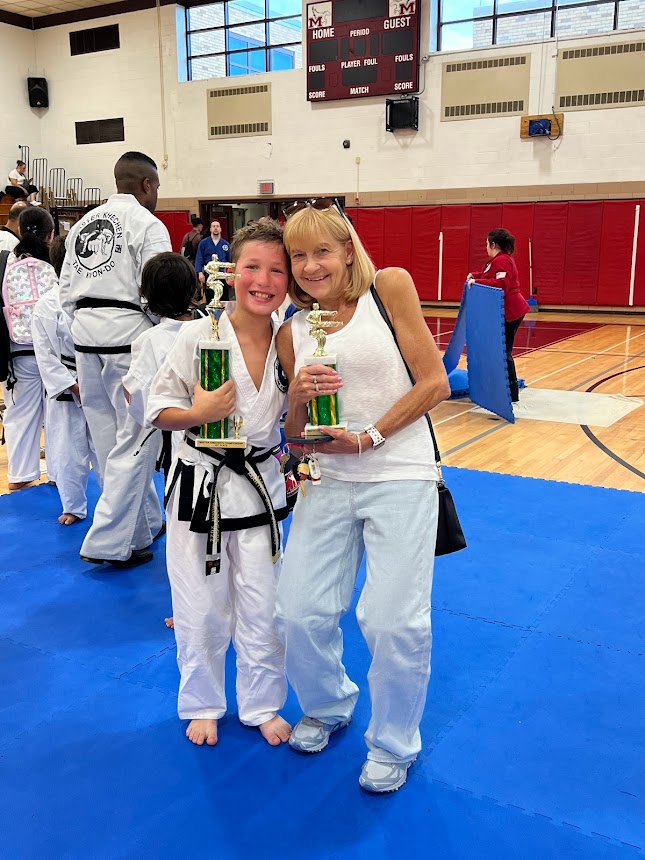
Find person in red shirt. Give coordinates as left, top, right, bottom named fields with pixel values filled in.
left=467, top=228, right=530, bottom=402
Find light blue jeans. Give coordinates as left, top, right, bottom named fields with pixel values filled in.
left=275, top=477, right=438, bottom=763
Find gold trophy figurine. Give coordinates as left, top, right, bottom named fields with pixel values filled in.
left=197, top=257, right=246, bottom=449
left=304, top=302, right=348, bottom=440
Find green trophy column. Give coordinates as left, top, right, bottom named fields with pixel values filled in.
left=304, top=353, right=346, bottom=440
left=200, top=342, right=229, bottom=442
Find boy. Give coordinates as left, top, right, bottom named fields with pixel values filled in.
left=148, top=221, right=292, bottom=748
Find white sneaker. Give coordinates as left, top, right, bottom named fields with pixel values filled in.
left=359, top=759, right=412, bottom=793
left=288, top=716, right=350, bottom=753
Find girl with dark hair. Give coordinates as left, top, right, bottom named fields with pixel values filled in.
left=32, top=229, right=97, bottom=523
left=0, top=207, right=57, bottom=490
left=467, top=228, right=530, bottom=402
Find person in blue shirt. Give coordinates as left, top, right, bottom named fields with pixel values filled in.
left=196, top=219, right=232, bottom=297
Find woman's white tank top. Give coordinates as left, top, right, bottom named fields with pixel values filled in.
left=291, top=282, right=439, bottom=482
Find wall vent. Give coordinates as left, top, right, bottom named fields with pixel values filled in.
left=210, top=122, right=270, bottom=136
left=70, top=24, right=119, bottom=56
left=209, top=85, right=269, bottom=98
left=556, top=41, right=645, bottom=111
left=560, top=89, right=645, bottom=107
left=445, top=100, right=524, bottom=118
left=446, top=56, right=527, bottom=73
left=207, top=83, right=272, bottom=139
left=442, top=54, right=530, bottom=122
left=75, top=118, right=124, bottom=145
left=562, top=42, right=644, bottom=59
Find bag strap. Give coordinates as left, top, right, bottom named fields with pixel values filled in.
left=369, top=283, right=443, bottom=471
left=0, top=250, right=9, bottom=292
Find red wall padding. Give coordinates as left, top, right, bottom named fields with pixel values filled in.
left=383, top=207, right=412, bottom=271
left=355, top=208, right=385, bottom=270
left=410, top=206, right=441, bottom=300
left=468, top=204, right=503, bottom=274
left=348, top=201, right=642, bottom=307
left=563, top=201, right=603, bottom=305
left=532, top=203, right=568, bottom=304
left=597, top=201, right=638, bottom=306
left=501, top=204, right=534, bottom=299
left=155, top=211, right=191, bottom=253
left=440, top=205, right=471, bottom=301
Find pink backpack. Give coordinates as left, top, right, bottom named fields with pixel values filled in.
left=1, top=254, right=58, bottom=344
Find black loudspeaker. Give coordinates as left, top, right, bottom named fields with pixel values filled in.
left=27, top=77, right=49, bottom=108
left=385, top=97, right=419, bottom=132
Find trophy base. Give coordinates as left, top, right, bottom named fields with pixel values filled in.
left=304, top=422, right=347, bottom=441
left=196, top=436, right=248, bottom=449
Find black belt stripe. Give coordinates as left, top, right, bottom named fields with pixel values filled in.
left=74, top=344, right=132, bottom=354
left=75, top=298, right=143, bottom=313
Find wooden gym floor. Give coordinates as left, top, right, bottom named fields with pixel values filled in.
left=1, top=309, right=644, bottom=495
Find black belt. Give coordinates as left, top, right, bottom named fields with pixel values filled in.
left=61, top=352, right=77, bottom=372
left=5, top=350, right=35, bottom=391
left=75, top=298, right=143, bottom=313
left=74, top=343, right=132, bottom=354
left=165, top=433, right=287, bottom=576
left=55, top=392, right=74, bottom=402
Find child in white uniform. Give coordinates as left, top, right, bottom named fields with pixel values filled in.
left=122, top=252, right=203, bottom=629
left=148, top=220, right=292, bottom=748
left=32, top=236, right=96, bottom=523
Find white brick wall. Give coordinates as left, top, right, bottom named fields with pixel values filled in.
left=1, top=9, right=644, bottom=200
left=0, top=23, right=42, bottom=183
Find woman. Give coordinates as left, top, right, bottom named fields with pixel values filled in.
left=1, top=207, right=57, bottom=490
left=5, top=160, right=39, bottom=202
left=274, top=201, right=450, bottom=794
left=467, top=228, right=530, bottom=402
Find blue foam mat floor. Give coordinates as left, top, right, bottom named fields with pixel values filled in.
left=1, top=469, right=644, bottom=859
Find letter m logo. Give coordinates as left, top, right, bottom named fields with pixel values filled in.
left=389, top=0, right=415, bottom=14
left=308, top=2, right=331, bottom=27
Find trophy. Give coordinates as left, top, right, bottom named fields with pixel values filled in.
left=197, top=256, right=246, bottom=449
left=304, top=303, right=347, bottom=440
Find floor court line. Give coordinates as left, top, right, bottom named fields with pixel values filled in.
left=442, top=340, right=645, bottom=465
left=436, top=329, right=645, bottom=429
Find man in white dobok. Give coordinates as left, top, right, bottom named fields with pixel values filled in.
left=59, top=151, right=172, bottom=567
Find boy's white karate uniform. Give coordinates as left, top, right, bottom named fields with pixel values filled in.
left=123, top=316, right=189, bottom=431
left=147, top=313, right=288, bottom=726
left=58, top=193, right=171, bottom=560
left=32, top=286, right=96, bottom=518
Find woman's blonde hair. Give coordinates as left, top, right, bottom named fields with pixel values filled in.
left=283, top=205, right=376, bottom=309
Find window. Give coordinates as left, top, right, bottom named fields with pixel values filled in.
left=437, top=0, right=645, bottom=50
left=187, top=0, right=302, bottom=81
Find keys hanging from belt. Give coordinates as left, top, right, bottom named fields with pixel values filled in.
left=297, top=452, right=321, bottom=495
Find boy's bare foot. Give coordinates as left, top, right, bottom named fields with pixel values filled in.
left=164, top=617, right=174, bottom=629
left=58, top=513, right=81, bottom=525
left=186, top=719, right=218, bottom=746
left=8, top=481, right=31, bottom=491
left=259, top=715, right=292, bottom=746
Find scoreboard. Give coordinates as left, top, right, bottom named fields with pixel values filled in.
left=306, top=0, right=420, bottom=102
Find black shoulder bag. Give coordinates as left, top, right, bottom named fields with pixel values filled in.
left=370, top=285, right=466, bottom=556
